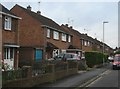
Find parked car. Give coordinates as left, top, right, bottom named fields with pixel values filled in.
left=54, top=53, right=81, bottom=61
left=112, top=54, right=120, bottom=70
left=54, top=53, right=64, bottom=60
left=108, top=56, right=114, bottom=62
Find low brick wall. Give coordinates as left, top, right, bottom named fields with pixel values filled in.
left=2, top=61, right=79, bottom=87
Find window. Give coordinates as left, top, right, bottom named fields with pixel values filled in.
left=97, top=45, right=100, bottom=48
left=82, top=39, right=84, bottom=46
left=47, top=28, right=50, bottom=38
left=84, top=40, right=87, bottom=46
left=62, top=33, right=66, bottom=41
left=4, top=16, right=12, bottom=30
left=68, top=35, right=71, bottom=42
left=53, top=31, right=59, bottom=40
left=88, top=41, right=90, bottom=46
left=4, top=48, right=14, bottom=60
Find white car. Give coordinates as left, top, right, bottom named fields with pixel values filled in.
left=54, top=53, right=81, bottom=61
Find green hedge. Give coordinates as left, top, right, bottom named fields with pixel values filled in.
left=85, top=52, right=108, bottom=68
left=114, top=51, right=120, bottom=55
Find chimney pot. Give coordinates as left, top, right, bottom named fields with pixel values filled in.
left=27, top=5, right=31, bottom=11
left=70, top=26, right=73, bottom=29
left=65, top=24, right=68, bottom=27
left=37, top=11, right=41, bottom=15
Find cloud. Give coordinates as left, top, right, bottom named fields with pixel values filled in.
left=1, top=1, right=118, bottom=48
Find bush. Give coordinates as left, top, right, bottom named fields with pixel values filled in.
left=85, top=52, right=108, bottom=68
left=114, top=51, right=120, bottom=55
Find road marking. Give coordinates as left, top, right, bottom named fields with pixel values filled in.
left=77, top=70, right=111, bottom=88
left=86, top=70, right=111, bottom=87
left=86, top=76, right=102, bottom=87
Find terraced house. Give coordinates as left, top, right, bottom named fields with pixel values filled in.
left=61, top=24, right=113, bottom=55
left=11, top=4, right=72, bottom=66
left=1, top=4, right=21, bottom=70
left=61, top=24, right=98, bottom=56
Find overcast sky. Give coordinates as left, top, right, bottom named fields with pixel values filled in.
left=1, top=0, right=119, bottom=49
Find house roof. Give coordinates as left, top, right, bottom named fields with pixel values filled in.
left=61, top=24, right=81, bottom=37
left=0, top=4, right=21, bottom=19
left=13, top=4, right=69, bottom=34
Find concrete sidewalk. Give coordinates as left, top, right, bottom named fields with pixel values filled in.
left=34, top=64, right=110, bottom=88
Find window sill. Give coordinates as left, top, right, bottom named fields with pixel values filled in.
left=53, top=39, right=59, bottom=41
left=4, top=29, right=12, bottom=31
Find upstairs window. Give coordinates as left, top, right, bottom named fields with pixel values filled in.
left=68, top=35, right=71, bottom=42
left=47, top=28, right=50, bottom=38
left=62, top=33, right=66, bottom=42
left=4, top=16, right=12, bottom=30
left=82, top=39, right=84, bottom=46
left=84, top=40, right=87, bottom=46
left=53, top=31, right=59, bottom=40
left=88, top=41, right=90, bottom=46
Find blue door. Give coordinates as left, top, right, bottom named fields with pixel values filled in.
left=35, top=49, right=43, bottom=61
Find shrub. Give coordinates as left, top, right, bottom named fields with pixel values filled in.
left=85, top=51, right=108, bottom=68
left=114, top=51, right=120, bottom=55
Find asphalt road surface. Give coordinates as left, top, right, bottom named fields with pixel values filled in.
left=86, top=64, right=119, bottom=88
left=35, top=63, right=111, bottom=88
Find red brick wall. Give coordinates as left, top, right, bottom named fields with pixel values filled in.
left=2, top=15, right=18, bottom=44
left=61, top=25, right=81, bottom=49
left=46, top=29, right=71, bottom=49
left=11, top=6, right=44, bottom=47
left=82, top=46, right=93, bottom=52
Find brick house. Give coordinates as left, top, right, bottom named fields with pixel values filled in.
left=11, top=4, right=72, bottom=66
left=61, top=24, right=84, bottom=57
left=61, top=24, right=113, bottom=55
left=61, top=24, right=81, bottom=49
left=80, top=34, right=94, bottom=52
left=1, top=4, right=21, bottom=70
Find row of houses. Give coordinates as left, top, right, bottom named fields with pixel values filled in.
left=1, top=4, right=113, bottom=70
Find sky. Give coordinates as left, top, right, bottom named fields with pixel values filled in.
left=1, top=0, right=119, bottom=49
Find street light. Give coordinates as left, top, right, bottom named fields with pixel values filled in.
left=103, top=21, right=109, bottom=65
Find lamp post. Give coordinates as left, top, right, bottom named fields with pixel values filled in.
left=103, top=21, right=109, bottom=65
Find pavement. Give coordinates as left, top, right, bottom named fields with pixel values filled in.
left=35, top=63, right=110, bottom=89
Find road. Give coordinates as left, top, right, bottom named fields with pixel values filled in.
left=83, top=63, right=120, bottom=88
left=34, top=64, right=111, bottom=88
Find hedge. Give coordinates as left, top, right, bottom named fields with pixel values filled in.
left=85, top=51, right=108, bottom=68
left=114, top=51, right=120, bottom=55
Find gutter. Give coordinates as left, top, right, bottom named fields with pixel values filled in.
left=0, top=11, right=22, bottom=19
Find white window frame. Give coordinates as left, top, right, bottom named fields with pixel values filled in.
left=97, top=45, right=100, bottom=49
left=4, top=16, right=12, bottom=30
left=53, top=31, right=59, bottom=40
left=84, top=40, right=87, bottom=46
left=4, top=48, right=14, bottom=60
left=68, top=35, right=71, bottom=42
left=82, top=39, right=84, bottom=46
left=62, top=33, right=67, bottom=42
left=88, top=41, right=90, bottom=46
left=47, top=28, right=50, bottom=38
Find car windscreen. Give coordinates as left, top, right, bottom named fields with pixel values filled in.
left=114, top=56, right=120, bottom=61
left=64, top=54, right=74, bottom=58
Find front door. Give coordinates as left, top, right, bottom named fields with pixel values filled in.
left=35, top=49, right=43, bottom=61
left=4, top=48, right=14, bottom=70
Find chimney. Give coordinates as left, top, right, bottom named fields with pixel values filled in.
left=27, top=5, right=31, bottom=11
left=70, top=26, right=73, bottom=29
left=37, top=11, right=41, bottom=15
left=65, top=24, right=68, bottom=27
